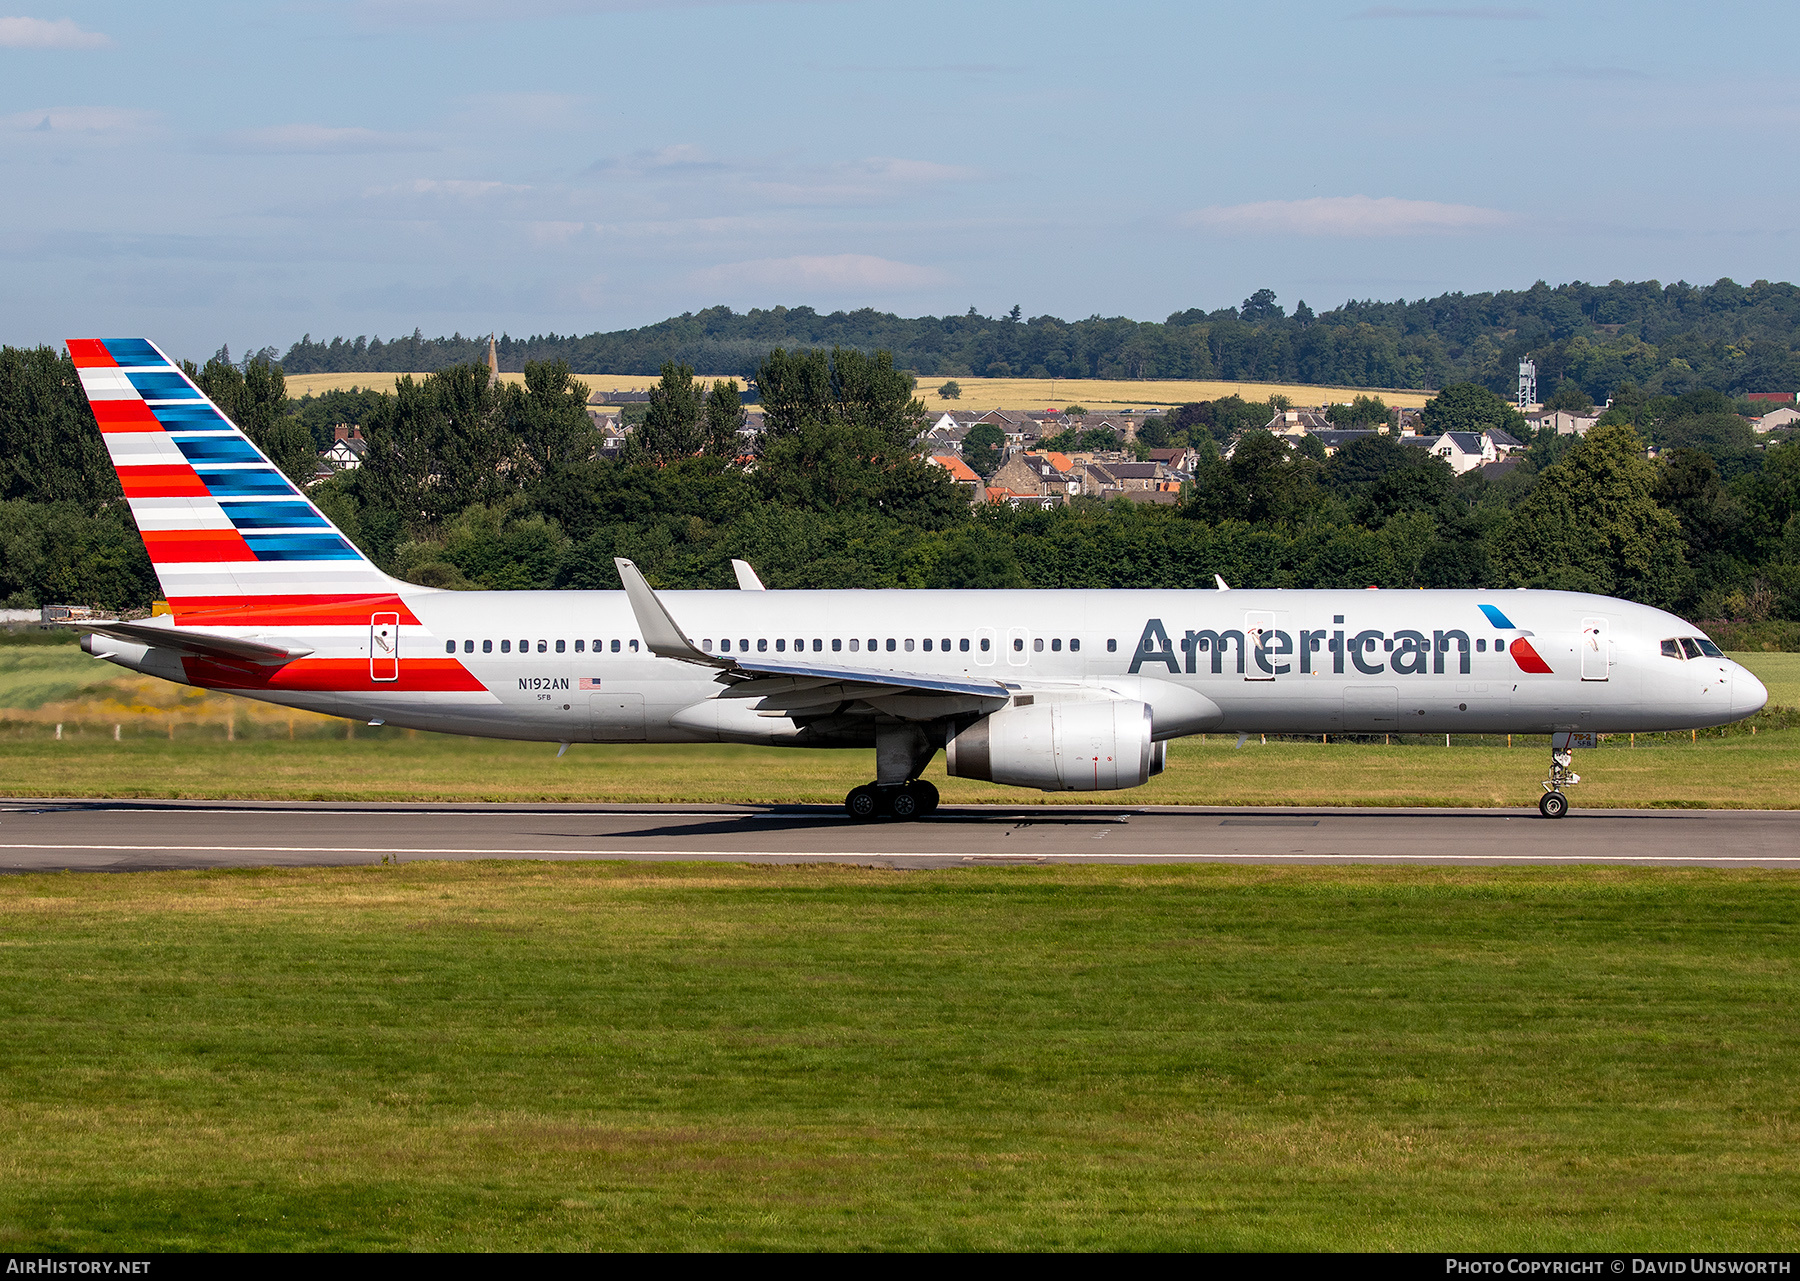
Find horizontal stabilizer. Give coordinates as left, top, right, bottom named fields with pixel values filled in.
left=76, top=619, right=313, bottom=666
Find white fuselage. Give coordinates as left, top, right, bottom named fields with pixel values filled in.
left=86, top=587, right=1769, bottom=747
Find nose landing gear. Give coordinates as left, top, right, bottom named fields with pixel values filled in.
left=844, top=779, right=940, bottom=821
left=1538, top=745, right=1580, bottom=819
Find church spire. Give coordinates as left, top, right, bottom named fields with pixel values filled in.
left=485, top=333, right=499, bottom=387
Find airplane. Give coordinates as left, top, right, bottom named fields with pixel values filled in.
left=64, top=337, right=1769, bottom=821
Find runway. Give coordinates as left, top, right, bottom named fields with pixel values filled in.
left=0, top=799, right=1797, bottom=871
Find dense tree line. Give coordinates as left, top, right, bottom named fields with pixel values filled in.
left=5, top=344, right=1800, bottom=650
left=272, top=278, right=1800, bottom=401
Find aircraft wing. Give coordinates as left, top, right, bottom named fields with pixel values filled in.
left=613, top=557, right=1011, bottom=716
left=76, top=619, right=314, bottom=667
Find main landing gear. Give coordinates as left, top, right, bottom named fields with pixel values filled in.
left=845, top=780, right=940, bottom=822
left=1538, top=743, right=1580, bottom=819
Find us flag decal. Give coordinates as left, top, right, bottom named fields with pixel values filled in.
left=579, top=677, right=603, bottom=690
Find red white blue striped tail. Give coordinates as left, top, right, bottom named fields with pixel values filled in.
left=68, top=337, right=416, bottom=625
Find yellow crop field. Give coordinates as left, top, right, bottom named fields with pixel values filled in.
left=283, top=371, right=1435, bottom=412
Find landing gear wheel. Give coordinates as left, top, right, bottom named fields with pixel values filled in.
left=889, top=787, right=920, bottom=820
left=909, top=780, right=940, bottom=816
left=845, top=785, right=880, bottom=821
left=1539, top=790, right=1569, bottom=820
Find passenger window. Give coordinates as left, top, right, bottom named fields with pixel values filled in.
left=1033, top=638, right=1044, bottom=652
left=576, top=640, right=586, bottom=652
left=1051, top=638, right=1061, bottom=652
left=941, top=638, right=950, bottom=650
left=922, top=638, right=932, bottom=652
left=905, top=639, right=914, bottom=652
left=814, top=639, right=823, bottom=652
left=775, top=638, right=786, bottom=652
left=869, top=638, right=878, bottom=652
left=758, top=638, right=768, bottom=652
left=538, top=640, right=547, bottom=653
left=833, top=639, right=842, bottom=652
left=483, top=640, right=492, bottom=653
left=611, top=639, right=621, bottom=653
left=960, top=638, right=970, bottom=652
left=629, top=640, right=639, bottom=652
left=702, top=639, right=713, bottom=651
left=1070, top=638, right=1080, bottom=652
left=1680, top=638, right=1703, bottom=660
left=1107, top=639, right=1117, bottom=652
left=849, top=639, right=859, bottom=652
left=1697, top=639, right=1724, bottom=657
left=1477, top=639, right=1486, bottom=652
left=720, top=639, right=730, bottom=652
left=980, top=638, right=990, bottom=652
left=555, top=639, right=566, bottom=653
left=501, top=640, right=511, bottom=653
left=795, top=638, right=803, bottom=652
left=739, top=638, right=748, bottom=651
left=1013, top=638, right=1024, bottom=652
left=886, top=639, right=897, bottom=652
left=445, top=640, right=455, bottom=654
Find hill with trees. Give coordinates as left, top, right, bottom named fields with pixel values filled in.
left=274, top=277, right=1800, bottom=403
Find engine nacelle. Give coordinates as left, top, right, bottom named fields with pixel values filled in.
left=946, top=699, right=1155, bottom=792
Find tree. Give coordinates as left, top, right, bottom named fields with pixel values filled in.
left=1494, top=423, right=1688, bottom=605
left=704, top=378, right=748, bottom=457
left=1063, top=404, right=1088, bottom=416
left=1421, top=382, right=1529, bottom=437
left=360, top=364, right=510, bottom=538
left=634, top=362, right=705, bottom=464
left=962, top=424, right=1005, bottom=476
left=1240, top=288, right=1284, bottom=323
left=757, top=347, right=927, bottom=447
left=756, top=419, right=965, bottom=528
left=937, top=380, right=962, bottom=400
left=1546, top=379, right=1594, bottom=414
left=1327, top=394, right=1390, bottom=429
left=0, top=346, right=119, bottom=510
left=508, top=358, right=598, bottom=485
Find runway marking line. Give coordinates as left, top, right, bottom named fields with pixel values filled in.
left=2, top=843, right=1799, bottom=864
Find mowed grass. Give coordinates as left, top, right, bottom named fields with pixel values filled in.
left=4, top=729, right=1800, bottom=808
left=279, top=371, right=1435, bottom=412
left=0, top=861, right=1796, bottom=1250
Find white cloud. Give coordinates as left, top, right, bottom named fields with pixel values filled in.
left=689, top=253, right=949, bottom=293
left=1183, top=195, right=1514, bottom=237
left=211, top=124, right=432, bottom=154
left=0, top=16, right=110, bottom=48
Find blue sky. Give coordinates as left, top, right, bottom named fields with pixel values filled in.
left=2, top=0, right=1796, bottom=361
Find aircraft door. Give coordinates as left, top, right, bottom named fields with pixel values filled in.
left=370, top=612, right=399, bottom=682
left=1006, top=626, right=1030, bottom=666
left=974, top=626, right=997, bottom=666
left=1244, top=610, right=1288, bottom=682
left=1580, top=618, right=1610, bottom=681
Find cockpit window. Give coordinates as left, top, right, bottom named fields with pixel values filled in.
left=1696, top=638, right=1724, bottom=658
left=1680, top=638, right=1703, bottom=660
left=1661, top=639, right=1682, bottom=659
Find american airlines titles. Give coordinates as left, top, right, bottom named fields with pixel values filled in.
left=1128, top=617, right=1485, bottom=678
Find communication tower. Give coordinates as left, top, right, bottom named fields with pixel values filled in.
left=1518, top=358, right=1537, bottom=410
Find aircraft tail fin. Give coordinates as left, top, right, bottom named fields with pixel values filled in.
left=67, top=338, right=412, bottom=625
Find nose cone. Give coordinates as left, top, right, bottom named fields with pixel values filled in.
left=1733, top=664, right=1769, bottom=717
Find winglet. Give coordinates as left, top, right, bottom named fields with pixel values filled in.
left=1214, top=575, right=1230, bottom=591
left=731, top=559, right=766, bottom=591
left=614, top=558, right=724, bottom=666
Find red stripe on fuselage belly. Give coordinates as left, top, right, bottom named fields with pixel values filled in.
left=183, top=657, right=486, bottom=693
left=168, top=595, right=422, bottom=626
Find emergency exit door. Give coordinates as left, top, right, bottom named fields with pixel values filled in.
left=1580, top=617, right=1609, bottom=681
left=370, top=612, right=399, bottom=682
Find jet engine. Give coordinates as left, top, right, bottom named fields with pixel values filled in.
left=946, top=699, right=1158, bottom=791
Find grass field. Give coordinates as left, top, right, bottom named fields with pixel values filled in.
left=280, top=371, right=1435, bottom=413
left=1, top=861, right=1795, bottom=1250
